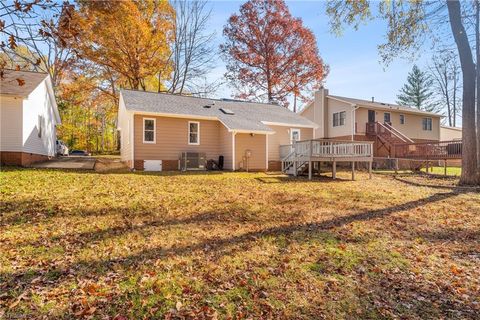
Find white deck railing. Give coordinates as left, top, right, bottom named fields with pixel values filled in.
left=280, top=139, right=373, bottom=160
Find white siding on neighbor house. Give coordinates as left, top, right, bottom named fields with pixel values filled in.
left=0, top=96, right=23, bottom=152
left=440, top=126, right=462, bottom=141
left=22, top=79, right=57, bottom=156
left=118, top=94, right=133, bottom=165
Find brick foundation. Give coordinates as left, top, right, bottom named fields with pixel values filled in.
left=162, top=160, right=179, bottom=171
left=0, top=151, right=50, bottom=167
left=268, top=161, right=282, bottom=171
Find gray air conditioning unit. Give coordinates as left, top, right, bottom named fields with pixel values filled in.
left=180, top=152, right=206, bottom=171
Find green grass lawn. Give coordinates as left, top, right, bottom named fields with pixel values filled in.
left=1, top=169, right=479, bottom=319
left=421, top=166, right=462, bottom=176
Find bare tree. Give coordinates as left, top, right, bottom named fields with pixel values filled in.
left=160, top=0, right=216, bottom=95
left=429, top=51, right=461, bottom=127
left=0, top=1, right=69, bottom=86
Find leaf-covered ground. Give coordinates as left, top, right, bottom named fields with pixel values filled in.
left=1, top=168, right=479, bottom=319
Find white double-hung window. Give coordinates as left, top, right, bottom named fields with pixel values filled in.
left=333, top=111, right=346, bottom=127
left=143, top=118, right=156, bottom=143
left=188, top=121, right=200, bottom=145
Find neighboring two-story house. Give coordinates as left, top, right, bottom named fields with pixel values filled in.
left=300, top=88, right=443, bottom=157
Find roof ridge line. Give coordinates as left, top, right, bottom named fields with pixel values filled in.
left=120, top=88, right=281, bottom=106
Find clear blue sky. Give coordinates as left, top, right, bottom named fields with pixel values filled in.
left=205, top=0, right=431, bottom=108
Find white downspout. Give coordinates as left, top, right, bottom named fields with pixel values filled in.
left=351, top=105, right=359, bottom=141
left=232, top=131, right=236, bottom=171
left=265, top=134, right=269, bottom=171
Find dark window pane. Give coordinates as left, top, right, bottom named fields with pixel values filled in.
left=190, top=123, right=198, bottom=133
left=190, top=133, right=198, bottom=143
left=144, top=130, right=154, bottom=142
left=144, top=120, right=154, bottom=130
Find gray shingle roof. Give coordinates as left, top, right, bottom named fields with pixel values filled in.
left=0, top=69, right=48, bottom=97
left=121, top=89, right=317, bottom=132
left=329, top=95, right=442, bottom=117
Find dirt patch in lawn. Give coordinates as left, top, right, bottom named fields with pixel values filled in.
left=1, top=169, right=479, bottom=319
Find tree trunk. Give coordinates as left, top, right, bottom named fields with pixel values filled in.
left=476, top=0, right=480, bottom=170
left=453, top=69, right=457, bottom=127
left=447, top=0, right=479, bottom=185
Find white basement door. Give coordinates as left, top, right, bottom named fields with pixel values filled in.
left=144, top=160, right=162, bottom=171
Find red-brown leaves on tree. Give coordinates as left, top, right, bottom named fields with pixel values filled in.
left=221, top=0, right=327, bottom=108
left=8, top=35, right=17, bottom=49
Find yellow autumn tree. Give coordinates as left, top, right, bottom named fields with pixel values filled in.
left=61, top=0, right=174, bottom=90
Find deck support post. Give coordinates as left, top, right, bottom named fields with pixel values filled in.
left=368, top=161, right=372, bottom=179
left=444, top=159, right=447, bottom=176
left=332, top=160, right=336, bottom=180
left=318, top=161, right=321, bottom=176
left=426, top=160, right=429, bottom=174
left=351, top=161, right=355, bottom=181
left=293, top=161, right=297, bottom=177
left=308, top=160, right=312, bottom=180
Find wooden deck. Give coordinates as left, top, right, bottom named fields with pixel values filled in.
left=280, top=139, right=374, bottom=180
left=394, top=140, right=462, bottom=160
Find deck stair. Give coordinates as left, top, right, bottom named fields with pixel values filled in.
left=366, top=122, right=413, bottom=156
left=280, top=139, right=374, bottom=180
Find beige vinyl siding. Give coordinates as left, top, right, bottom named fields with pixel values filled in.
left=235, top=133, right=266, bottom=170
left=326, top=98, right=354, bottom=138
left=267, top=125, right=313, bottom=161
left=134, top=115, right=221, bottom=161
left=300, top=103, right=314, bottom=119
left=440, top=126, right=462, bottom=141
left=219, top=125, right=233, bottom=170
left=0, top=96, right=23, bottom=152
left=355, top=107, right=440, bottom=140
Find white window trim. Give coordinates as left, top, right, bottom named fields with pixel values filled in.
left=290, top=128, right=301, bottom=144
left=188, top=121, right=200, bottom=145
left=143, top=117, right=156, bottom=144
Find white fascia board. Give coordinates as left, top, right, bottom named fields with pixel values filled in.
left=327, top=95, right=356, bottom=106
left=298, top=101, right=313, bottom=115
left=229, top=129, right=275, bottom=135
left=261, top=121, right=319, bottom=129
left=44, top=76, right=61, bottom=124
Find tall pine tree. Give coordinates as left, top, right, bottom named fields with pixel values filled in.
left=396, top=65, right=437, bottom=112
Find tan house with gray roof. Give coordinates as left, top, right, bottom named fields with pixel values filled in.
left=118, top=89, right=317, bottom=171
left=300, top=88, right=443, bottom=157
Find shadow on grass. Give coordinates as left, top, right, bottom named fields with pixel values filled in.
left=0, top=188, right=467, bottom=289
left=393, top=175, right=480, bottom=191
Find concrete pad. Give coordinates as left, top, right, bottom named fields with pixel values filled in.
left=32, top=157, right=96, bottom=170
